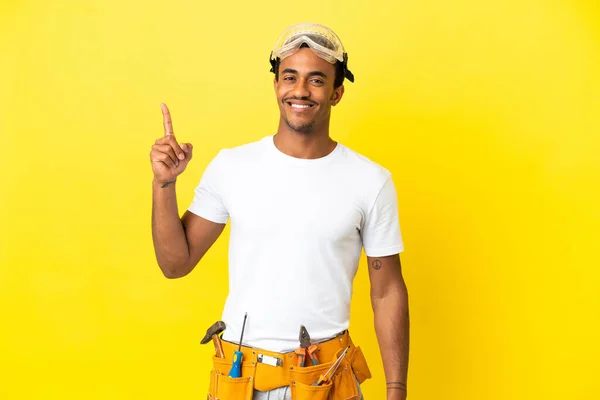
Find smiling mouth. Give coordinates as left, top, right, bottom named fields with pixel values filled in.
left=286, top=101, right=315, bottom=111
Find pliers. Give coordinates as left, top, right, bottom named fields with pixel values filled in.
left=294, top=325, right=319, bottom=367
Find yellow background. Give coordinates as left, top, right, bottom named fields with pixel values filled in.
left=1, top=0, right=599, bottom=398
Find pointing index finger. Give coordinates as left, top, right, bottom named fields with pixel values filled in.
left=160, top=103, right=174, bottom=136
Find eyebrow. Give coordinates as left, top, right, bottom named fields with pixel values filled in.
left=281, top=68, right=328, bottom=79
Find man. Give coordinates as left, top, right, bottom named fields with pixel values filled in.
left=150, top=23, right=409, bottom=400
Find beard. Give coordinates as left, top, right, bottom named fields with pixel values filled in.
left=283, top=115, right=316, bottom=134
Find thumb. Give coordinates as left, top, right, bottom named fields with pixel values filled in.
left=181, top=143, right=193, bottom=160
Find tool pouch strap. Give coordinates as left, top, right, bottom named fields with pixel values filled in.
left=208, top=331, right=371, bottom=400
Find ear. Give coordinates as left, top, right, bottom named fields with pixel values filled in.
left=331, top=85, right=345, bottom=106
left=274, top=77, right=278, bottom=91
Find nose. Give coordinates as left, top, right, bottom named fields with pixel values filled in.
left=291, top=78, right=310, bottom=99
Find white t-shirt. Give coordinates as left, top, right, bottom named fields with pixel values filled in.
left=188, top=135, right=403, bottom=352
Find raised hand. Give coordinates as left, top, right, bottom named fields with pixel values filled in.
left=150, top=103, right=193, bottom=186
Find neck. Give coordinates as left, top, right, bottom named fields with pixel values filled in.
left=273, top=124, right=336, bottom=159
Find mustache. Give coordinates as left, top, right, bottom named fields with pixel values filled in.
left=283, top=96, right=317, bottom=105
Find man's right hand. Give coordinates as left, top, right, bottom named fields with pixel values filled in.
left=150, top=103, right=193, bottom=185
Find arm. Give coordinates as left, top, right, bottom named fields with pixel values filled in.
left=150, top=103, right=225, bottom=279
left=368, top=253, right=409, bottom=400
left=151, top=180, right=225, bottom=278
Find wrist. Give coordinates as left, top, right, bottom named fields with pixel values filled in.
left=153, top=178, right=177, bottom=188
left=387, top=387, right=407, bottom=400
left=387, top=381, right=407, bottom=399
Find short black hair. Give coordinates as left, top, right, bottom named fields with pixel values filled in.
left=273, top=43, right=346, bottom=89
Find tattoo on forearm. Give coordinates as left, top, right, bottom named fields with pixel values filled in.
left=387, top=381, right=407, bottom=391
left=161, top=180, right=175, bottom=188
left=372, top=259, right=382, bottom=270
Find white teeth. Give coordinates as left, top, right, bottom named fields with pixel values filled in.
left=290, top=104, right=311, bottom=108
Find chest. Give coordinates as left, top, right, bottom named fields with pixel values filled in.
left=224, top=168, right=365, bottom=241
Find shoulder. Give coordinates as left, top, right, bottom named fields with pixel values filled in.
left=335, top=143, right=392, bottom=185
left=214, top=136, right=271, bottom=165
left=207, top=136, right=271, bottom=173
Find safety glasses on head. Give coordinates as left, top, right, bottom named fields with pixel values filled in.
left=269, top=23, right=355, bottom=83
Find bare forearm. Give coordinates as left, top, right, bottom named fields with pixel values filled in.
left=151, top=179, right=191, bottom=277
left=372, top=288, right=410, bottom=398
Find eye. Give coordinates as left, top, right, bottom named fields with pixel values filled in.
left=310, top=78, right=324, bottom=85
left=283, top=76, right=295, bottom=81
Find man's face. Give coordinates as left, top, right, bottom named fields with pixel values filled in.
left=274, top=48, right=344, bottom=134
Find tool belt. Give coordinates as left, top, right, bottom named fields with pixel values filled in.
left=207, top=331, right=371, bottom=400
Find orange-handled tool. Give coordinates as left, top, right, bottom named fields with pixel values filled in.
left=295, top=325, right=319, bottom=367
left=313, top=346, right=350, bottom=386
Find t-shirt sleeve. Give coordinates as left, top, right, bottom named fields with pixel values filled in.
left=187, top=151, right=229, bottom=224
left=361, top=175, right=404, bottom=257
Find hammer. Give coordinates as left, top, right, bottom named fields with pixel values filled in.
left=201, top=321, right=226, bottom=358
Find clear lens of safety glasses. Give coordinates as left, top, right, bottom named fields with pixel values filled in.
left=269, top=23, right=355, bottom=83
left=271, top=23, right=346, bottom=64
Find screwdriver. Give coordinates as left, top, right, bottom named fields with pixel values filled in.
left=313, top=346, right=350, bottom=386
left=228, top=312, right=248, bottom=378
